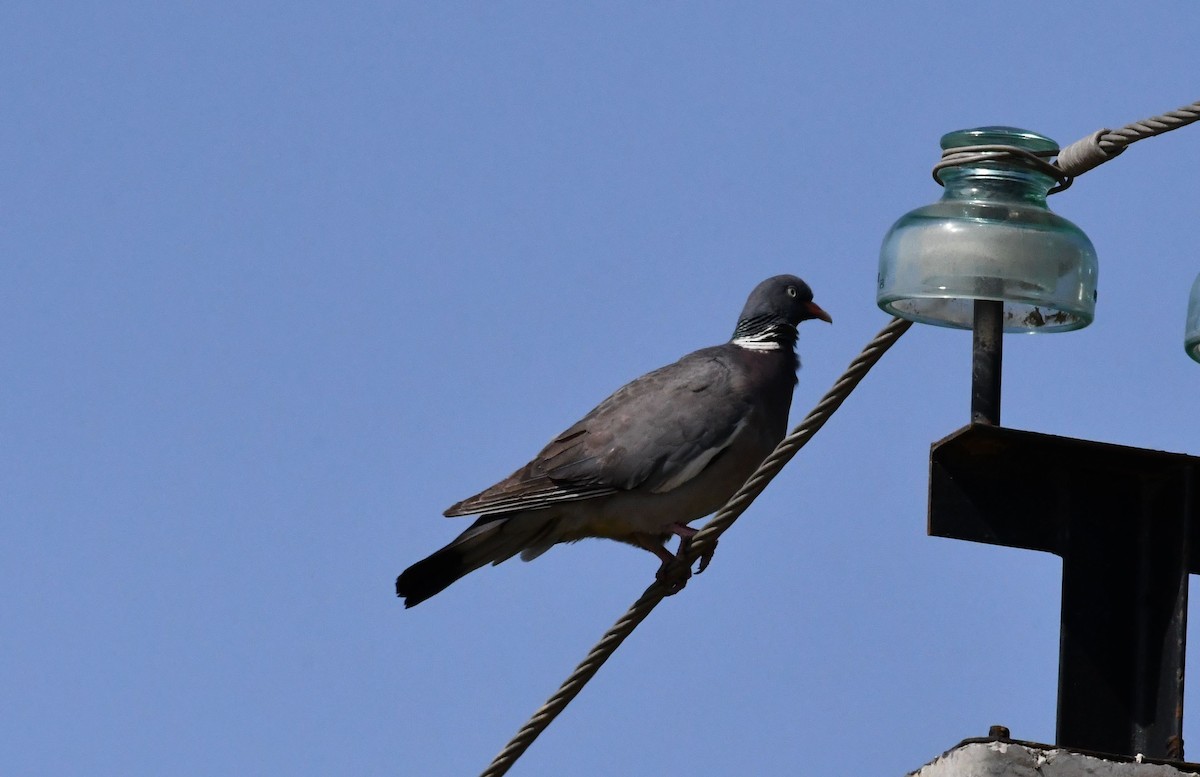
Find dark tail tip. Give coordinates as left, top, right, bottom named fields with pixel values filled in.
left=395, top=547, right=469, bottom=608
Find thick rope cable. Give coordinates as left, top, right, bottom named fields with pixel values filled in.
left=687, top=316, right=912, bottom=558
left=479, top=316, right=913, bottom=777
left=1057, top=98, right=1200, bottom=177
left=931, top=98, right=1200, bottom=187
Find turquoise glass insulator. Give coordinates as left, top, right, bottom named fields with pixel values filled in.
left=877, top=126, right=1098, bottom=333
left=1186, top=273, right=1200, bottom=363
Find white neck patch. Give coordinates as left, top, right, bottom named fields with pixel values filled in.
left=731, top=332, right=783, bottom=351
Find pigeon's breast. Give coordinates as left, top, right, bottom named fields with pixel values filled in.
left=582, top=401, right=785, bottom=538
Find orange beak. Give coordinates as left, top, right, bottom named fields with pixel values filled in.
left=805, top=301, right=833, bottom=324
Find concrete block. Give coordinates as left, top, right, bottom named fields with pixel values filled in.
left=910, top=740, right=1200, bottom=777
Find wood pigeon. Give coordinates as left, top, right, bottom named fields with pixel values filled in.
left=396, top=275, right=831, bottom=607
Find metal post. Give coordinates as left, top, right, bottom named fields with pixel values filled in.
left=971, top=300, right=1003, bottom=426
left=1055, top=467, right=1190, bottom=758
left=929, top=426, right=1197, bottom=760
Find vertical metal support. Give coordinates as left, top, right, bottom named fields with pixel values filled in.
left=931, top=427, right=1200, bottom=761
left=1056, top=468, right=1191, bottom=759
left=971, top=300, right=1003, bottom=426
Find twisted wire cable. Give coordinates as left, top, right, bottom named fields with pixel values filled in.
left=686, top=316, right=911, bottom=559
left=928, top=98, right=1200, bottom=185
left=1099, top=100, right=1200, bottom=148
left=1057, top=99, right=1200, bottom=176
left=479, top=316, right=913, bottom=777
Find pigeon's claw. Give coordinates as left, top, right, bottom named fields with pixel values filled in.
left=655, top=556, right=693, bottom=596
left=652, top=522, right=719, bottom=595
left=694, top=537, right=717, bottom=575
left=669, top=522, right=716, bottom=576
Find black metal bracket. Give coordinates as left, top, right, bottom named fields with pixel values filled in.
left=971, top=300, right=1003, bottom=425
left=930, top=423, right=1198, bottom=760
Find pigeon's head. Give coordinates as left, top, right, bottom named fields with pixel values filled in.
left=739, top=275, right=832, bottom=327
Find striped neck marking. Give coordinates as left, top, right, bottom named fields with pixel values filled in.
left=732, top=329, right=784, bottom=351
left=731, top=315, right=796, bottom=352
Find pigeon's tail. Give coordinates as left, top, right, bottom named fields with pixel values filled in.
left=395, top=546, right=475, bottom=608
left=396, top=512, right=560, bottom=608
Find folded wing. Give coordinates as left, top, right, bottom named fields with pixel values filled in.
left=444, top=349, right=751, bottom=517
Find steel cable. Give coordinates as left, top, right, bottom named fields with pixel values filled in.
left=479, top=316, right=913, bottom=777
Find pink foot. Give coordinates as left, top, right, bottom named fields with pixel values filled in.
left=668, top=522, right=717, bottom=575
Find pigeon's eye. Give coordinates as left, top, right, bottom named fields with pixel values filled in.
left=786, top=286, right=798, bottom=298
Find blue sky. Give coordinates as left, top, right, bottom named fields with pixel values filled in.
left=4, top=3, right=1199, bottom=775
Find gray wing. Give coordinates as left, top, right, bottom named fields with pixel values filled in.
left=445, top=349, right=753, bottom=517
